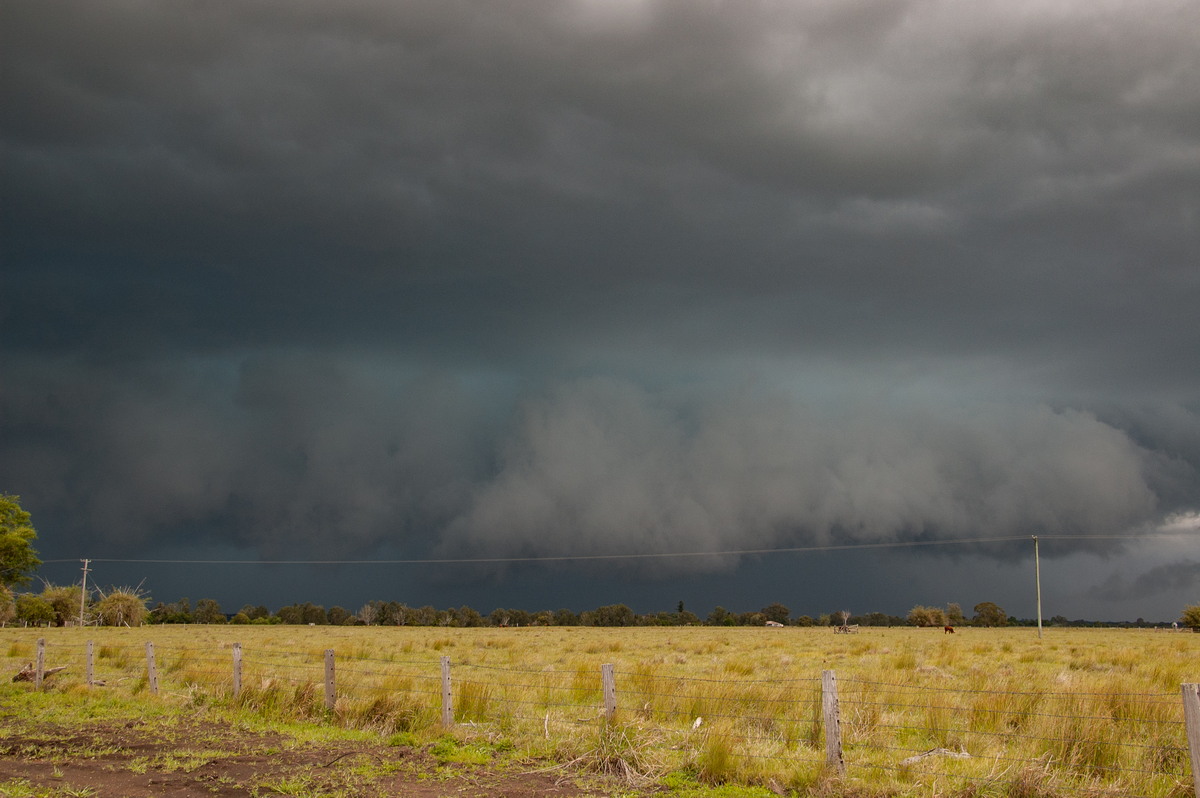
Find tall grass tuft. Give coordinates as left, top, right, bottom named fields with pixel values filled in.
left=697, top=731, right=736, bottom=784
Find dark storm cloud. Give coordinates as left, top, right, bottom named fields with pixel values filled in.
left=1089, top=559, right=1200, bottom=602
left=2, top=1, right=1199, bottom=612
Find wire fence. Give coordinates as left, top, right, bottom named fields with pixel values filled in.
left=7, top=636, right=1200, bottom=797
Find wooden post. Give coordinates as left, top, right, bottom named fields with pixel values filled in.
left=35, top=638, right=46, bottom=690
left=145, top=642, right=159, bottom=695
left=324, top=649, right=336, bottom=711
left=1183, top=683, right=1200, bottom=797
left=86, top=640, right=94, bottom=687
left=441, top=656, right=453, bottom=727
left=232, top=643, right=242, bottom=697
left=601, top=663, right=617, bottom=721
left=822, top=669, right=845, bottom=777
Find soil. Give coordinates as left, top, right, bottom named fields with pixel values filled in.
left=0, top=716, right=612, bottom=797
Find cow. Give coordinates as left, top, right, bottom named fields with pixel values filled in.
left=943, top=625, right=955, bottom=634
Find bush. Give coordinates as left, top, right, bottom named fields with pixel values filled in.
left=1180, top=604, right=1200, bottom=631
left=95, top=587, right=149, bottom=627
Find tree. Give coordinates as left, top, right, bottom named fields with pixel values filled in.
left=973, top=601, right=1007, bottom=627
left=553, top=608, right=579, bottom=626
left=16, top=593, right=55, bottom=626
left=1180, top=604, right=1200, bottom=631
left=0, top=585, right=15, bottom=626
left=945, top=603, right=965, bottom=626
left=41, top=584, right=83, bottom=627
left=907, top=605, right=946, bottom=627
left=1, top=495, right=41, bottom=588
left=761, top=603, right=791, bottom=625
left=586, top=604, right=636, bottom=627
left=239, top=604, right=270, bottom=621
left=193, top=598, right=225, bottom=624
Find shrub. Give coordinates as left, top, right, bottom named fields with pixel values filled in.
left=95, top=586, right=149, bottom=626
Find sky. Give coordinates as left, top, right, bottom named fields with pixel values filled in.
left=2, top=0, right=1199, bottom=622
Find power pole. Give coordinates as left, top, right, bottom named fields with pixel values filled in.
left=1033, top=537, right=1043, bottom=639
left=79, top=559, right=91, bottom=627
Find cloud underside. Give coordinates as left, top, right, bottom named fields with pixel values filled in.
left=5, top=359, right=1195, bottom=577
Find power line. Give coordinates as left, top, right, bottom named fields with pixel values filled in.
left=37, top=530, right=1199, bottom=567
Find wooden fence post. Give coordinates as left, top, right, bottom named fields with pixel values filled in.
left=324, top=649, right=336, bottom=711
left=35, top=638, right=45, bottom=690
left=601, top=664, right=617, bottom=721
left=232, top=643, right=242, bottom=697
left=1183, top=683, right=1200, bottom=797
left=441, top=656, right=453, bottom=727
left=86, top=640, right=94, bottom=687
left=145, top=642, right=158, bottom=695
left=822, top=669, right=845, bottom=777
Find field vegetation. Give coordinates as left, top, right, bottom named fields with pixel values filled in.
left=2, top=625, right=1197, bottom=797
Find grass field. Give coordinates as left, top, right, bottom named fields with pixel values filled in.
left=3, top=624, right=1198, bottom=797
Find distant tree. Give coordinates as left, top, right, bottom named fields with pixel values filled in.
left=356, top=602, right=379, bottom=625
left=589, top=604, right=636, bottom=627
left=706, top=606, right=733, bottom=626
left=761, top=603, right=791, bottom=625
left=95, top=587, right=148, bottom=626
left=300, top=603, right=327, bottom=625
left=0, top=495, right=41, bottom=589
left=230, top=612, right=251, bottom=624
left=945, top=603, right=965, bottom=626
left=193, top=598, right=225, bottom=624
left=972, top=601, right=1007, bottom=627
left=1179, top=604, right=1200, bottom=631
left=382, top=602, right=410, bottom=626
left=553, top=608, right=579, bottom=626
left=239, top=604, right=270, bottom=621
left=275, top=604, right=302, bottom=624
left=150, top=599, right=193, bottom=624
left=16, top=593, right=55, bottom=626
left=327, top=606, right=351, bottom=625
left=907, top=605, right=946, bottom=627
left=795, top=615, right=814, bottom=627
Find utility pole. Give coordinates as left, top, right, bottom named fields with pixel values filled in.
left=1033, top=537, right=1043, bottom=639
left=79, top=559, right=91, bottom=627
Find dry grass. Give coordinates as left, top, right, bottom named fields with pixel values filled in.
left=2, top=625, right=1197, bottom=796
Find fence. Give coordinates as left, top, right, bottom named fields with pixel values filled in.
left=11, top=636, right=1200, bottom=797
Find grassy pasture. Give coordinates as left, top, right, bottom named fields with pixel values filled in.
left=2, top=624, right=1197, bottom=797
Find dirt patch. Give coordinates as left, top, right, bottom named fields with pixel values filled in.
left=0, top=717, right=607, bottom=797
